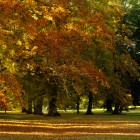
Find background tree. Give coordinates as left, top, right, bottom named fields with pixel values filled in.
left=96, top=0, right=139, bottom=114
left=119, top=0, right=140, bottom=106
left=125, top=3, right=140, bottom=106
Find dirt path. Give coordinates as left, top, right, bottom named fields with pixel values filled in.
left=0, top=120, right=140, bottom=137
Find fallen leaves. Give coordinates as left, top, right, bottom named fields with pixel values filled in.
left=0, top=119, right=139, bottom=137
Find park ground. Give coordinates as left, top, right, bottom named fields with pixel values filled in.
left=0, top=108, right=140, bottom=140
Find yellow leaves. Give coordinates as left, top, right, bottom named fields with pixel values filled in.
left=31, top=46, right=38, bottom=52
left=0, top=91, right=5, bottom=98
left=4, top=58, right=16, bottom=74
left=51, top=6, right=65, bottom=13
left=0, top=45, right=7, bottom=53
left=0, top=29, right=12, bottom=36
left=21, top=46, right=38, bottom=59
left=25, top=0, right=36, bottom=4
left=44, top=15, right=53, bottom=21
left=66, top=23, right=75, bottom=30
left=34, top=10, right=43, bottom=16
left=69, top=65, right=80, bottom=74
left=17, top=40, right=22, bottom=46
left=49, top=5, right=70, bottom=24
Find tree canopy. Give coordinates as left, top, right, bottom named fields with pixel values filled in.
left=0, top=0, right=139, bottom=115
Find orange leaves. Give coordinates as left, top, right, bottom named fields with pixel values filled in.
left=0, top=91, right=8, bottom=110
left=0, top=1, right=27, bottom=20
left=57, top=58, right=108, bottom=93
left=0, top=73, right=21, bottom=93
left=0, top=72, right=24, bottom=108
left=88, top=12, right=115, bottom=50
left=0, top=0, right=17, bottom=14
left=51, top=6, right=65, bottom=14
left=0, top=0, right=120, bottom=100
left=24, top=26, right=37, bottom=40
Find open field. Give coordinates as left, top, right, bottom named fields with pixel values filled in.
left=0, top=109, right=140, bottom=140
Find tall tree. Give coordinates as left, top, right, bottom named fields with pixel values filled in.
left=123, top=2, right=140, bottom=106
left=0, top=0, right=124, bottom=115
left=98, top=0, right=140, bottom=114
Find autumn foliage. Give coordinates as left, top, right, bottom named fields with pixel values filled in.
left=0, top=0, right=138, bottom=113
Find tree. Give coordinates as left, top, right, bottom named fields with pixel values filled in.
left=20, top=71, right=50, bottom=114
left=0, top=0, right=124, bottom=116
left=0, top=71, right=24, bottom=112
left=95, top=0, right=139, bottom=114
left=119, top=0, right=140, bottom=106
left=126, top=4, right=140, bottom=106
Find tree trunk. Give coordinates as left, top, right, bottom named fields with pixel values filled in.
left=22, top=107, right=27, bottom=113
left=106, top=99, right=113, bottom=112
left=47, top=91, right=60, bottom=116
left=47, top=76, right=60, bottom=116
left=21, top=92, right=27, bottom=113
left=112, top=103, right=120, bottom=114
left=85, top=91, right=93, bottom=115
left=4, top=109, right=6, bottom=114
left=47, top=96, right=60, bottom=116
left=76, top=95, right=80, bottom=114
left=34, top=96, right=44, bottom=115
left=27, top=100, right=33, bottom=114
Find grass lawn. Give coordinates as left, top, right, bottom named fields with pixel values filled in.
left=0, top=108, right=140, bottom=140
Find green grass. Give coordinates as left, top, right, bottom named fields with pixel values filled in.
left=0, top=110, right=140, bottom=122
